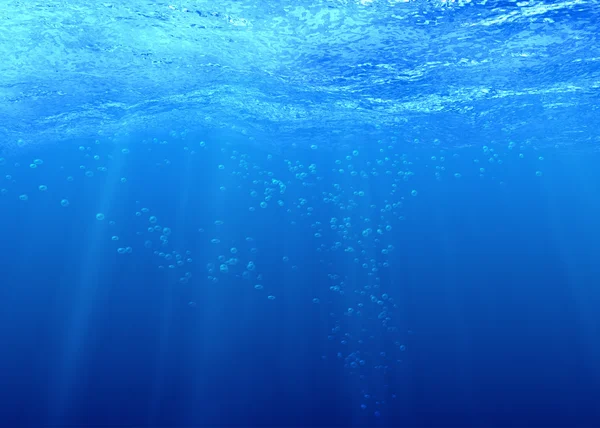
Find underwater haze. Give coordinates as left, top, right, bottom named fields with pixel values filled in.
left=1, top=0, right=600, bottom=427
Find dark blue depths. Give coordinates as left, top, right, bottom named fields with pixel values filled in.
left=0, top=141, right=599, bottom=428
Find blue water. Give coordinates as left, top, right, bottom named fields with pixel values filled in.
left=1, top=1, right=600, bottom=427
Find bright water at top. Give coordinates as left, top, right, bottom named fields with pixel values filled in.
left=1, top=0, right=599, bottom=151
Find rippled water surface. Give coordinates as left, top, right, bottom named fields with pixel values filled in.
left=2, top=0, right=599, bottom=150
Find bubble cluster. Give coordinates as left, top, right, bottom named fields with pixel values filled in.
left=0, top=133, right=549, bottom=418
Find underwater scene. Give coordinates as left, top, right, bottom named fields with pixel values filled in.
left=1, top=0, right=600, bottom=427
